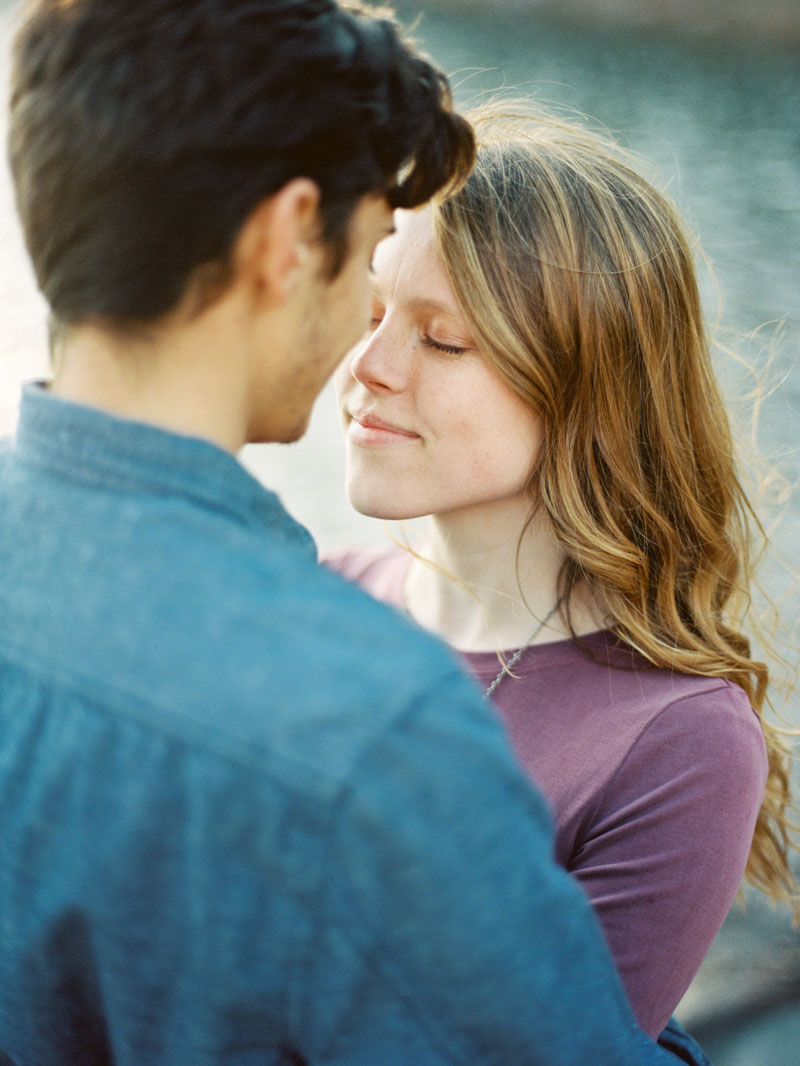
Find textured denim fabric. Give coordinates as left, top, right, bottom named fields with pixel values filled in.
left=0, top=385, right=680, bottom=1064
left=658, top=1019, right=713, bottom=1066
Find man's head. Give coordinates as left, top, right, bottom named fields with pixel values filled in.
left=8, top=0, right=473, bottom=333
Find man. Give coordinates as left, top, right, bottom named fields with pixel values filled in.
left=0, top=1, right=681, bottom=1062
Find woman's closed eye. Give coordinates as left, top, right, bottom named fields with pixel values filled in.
left=422, top=333, right=469, bottom=355
left=366, top=298, right=471, bottom=355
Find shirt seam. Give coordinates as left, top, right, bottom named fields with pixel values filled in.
left=13, top=439, right=272, bottom=533
left=576, top=680, right=748, bottom=849
left=0, top=631, right=345, bottom=790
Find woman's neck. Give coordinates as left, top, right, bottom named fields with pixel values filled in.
left=403, top=497, right=605, bottom=652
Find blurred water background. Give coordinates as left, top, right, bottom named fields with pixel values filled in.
left=0, top=1, right=798, bottom=1061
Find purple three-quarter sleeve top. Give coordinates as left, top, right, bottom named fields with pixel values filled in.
left=325, top=545, right=768, bottom=1038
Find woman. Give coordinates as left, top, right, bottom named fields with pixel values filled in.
left=328, top=107, right=797, bottom=1039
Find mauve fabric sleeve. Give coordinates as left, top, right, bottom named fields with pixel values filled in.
left=569, top=686, right=767, bottom=1037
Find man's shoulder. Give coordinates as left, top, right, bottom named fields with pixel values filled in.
left=169, top=544, right=483, bottom=803
left=72, top=508, right=472, bottom=790
left=165, top=519, right=438, bottom=677
left=1, top=456, right=480, bottom=797
left=173, top=542, right=469, bottom=784
left=183, top=541, right=466, bottom=771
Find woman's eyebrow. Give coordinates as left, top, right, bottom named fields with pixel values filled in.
left=405, top=294, right=464, bottom=319
left=366, top=280, right=465, bottom=322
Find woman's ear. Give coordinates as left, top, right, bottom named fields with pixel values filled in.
left=232, top=178, right=321, bottom=304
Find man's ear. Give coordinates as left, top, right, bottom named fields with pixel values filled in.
left=232, top=178, right=321, bottom=304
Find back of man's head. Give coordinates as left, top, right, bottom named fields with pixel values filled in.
left=8, top=0, right=474, bottom=330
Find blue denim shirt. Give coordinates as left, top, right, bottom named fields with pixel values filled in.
left=0, top=385, right=679, bottom=1065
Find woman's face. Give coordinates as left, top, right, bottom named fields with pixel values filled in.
left=335, top=207, right=542, bottom=521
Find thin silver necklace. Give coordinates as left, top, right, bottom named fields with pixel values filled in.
left=483, top=598, right=564, bottom=700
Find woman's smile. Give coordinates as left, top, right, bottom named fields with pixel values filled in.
left=347, top=410, right=421, bottom=446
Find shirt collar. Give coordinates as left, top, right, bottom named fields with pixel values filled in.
left=13, top=382, right=316, bottom=558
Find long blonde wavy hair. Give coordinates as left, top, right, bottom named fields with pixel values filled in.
left=432, top=104, right=797, bottom=910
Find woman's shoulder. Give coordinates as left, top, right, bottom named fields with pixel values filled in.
left=322, top=543, right=411, bottom=608
left=629, top=675, right=766, bottom=779
left=577, top=668, right=768, bottom=828
left=495, top=635, right=767, bottom=811
left=577, top=633, right=763, bottom=737
left=589, top=640, right=767, bottom=775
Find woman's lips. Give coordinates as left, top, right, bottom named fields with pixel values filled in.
left=347, top=412, right=420, bottom=446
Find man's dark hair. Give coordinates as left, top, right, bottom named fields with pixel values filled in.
left=8, top=0, right=474, bottom=326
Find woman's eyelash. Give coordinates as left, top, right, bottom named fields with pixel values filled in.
left=422, top=334, right=467, bottom=355
left=367, top=315, right=467, bottom=356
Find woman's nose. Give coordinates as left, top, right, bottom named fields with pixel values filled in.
left=347, top=320, right=409, bottom=394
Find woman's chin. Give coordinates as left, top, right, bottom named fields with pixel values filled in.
left=350, top=500, right=411, bottom=521
left=346, top=486, right=424, bottom=522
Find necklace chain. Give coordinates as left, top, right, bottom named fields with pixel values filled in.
left=483, top=598, right=564, bottom=700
